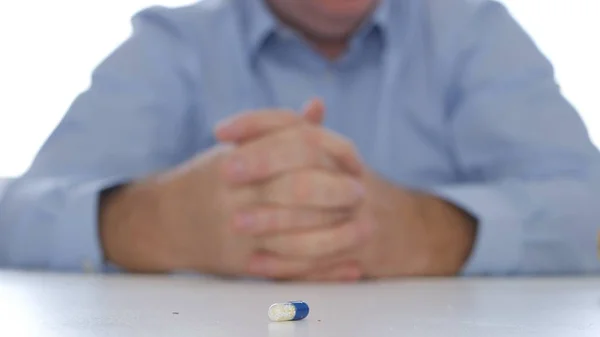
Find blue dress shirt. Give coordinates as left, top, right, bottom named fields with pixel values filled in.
left=1, top=0, right=599, bottom=275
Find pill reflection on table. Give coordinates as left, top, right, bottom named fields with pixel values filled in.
left=268, top=301, right=310, bottom=322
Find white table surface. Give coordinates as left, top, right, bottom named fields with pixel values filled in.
left=0, top=272, right=599, bottom=337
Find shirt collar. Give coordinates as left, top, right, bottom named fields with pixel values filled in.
left=242, top=0, right=392, bottom=59
left=242, top=0, right=278, bottom=57
left=371, top=0, right=391, bottom=36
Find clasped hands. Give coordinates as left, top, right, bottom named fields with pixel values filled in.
left=212, top=99, right=375, bottom=281
left=102, top=98, right=475, bottom=280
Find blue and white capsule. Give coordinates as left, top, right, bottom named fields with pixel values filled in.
left=268, top=301, right=310, bottom=322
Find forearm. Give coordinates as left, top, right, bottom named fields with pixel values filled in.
left=412, top=191, right=477, bottom=275
left=99, top=176, right=183, bottom=273
left=367, top=172, right=476, bottom=276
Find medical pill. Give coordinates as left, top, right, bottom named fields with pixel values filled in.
left=268, top=301, right=310, bottom=322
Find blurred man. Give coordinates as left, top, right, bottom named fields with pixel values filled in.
left=1, top=0, right=599, bottom=280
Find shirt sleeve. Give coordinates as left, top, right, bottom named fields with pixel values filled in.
left=429, top=2, right=600, bottom=276
left=0, top=7, right=199, bottom=272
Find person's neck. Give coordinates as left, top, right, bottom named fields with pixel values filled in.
left=305, top=36, right=349, bottom=60
left=265, top=3, right=357, bottom=60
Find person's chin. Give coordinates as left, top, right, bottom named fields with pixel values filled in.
left=314, top=0, right=376, bottom=15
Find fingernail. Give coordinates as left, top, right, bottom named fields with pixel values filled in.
left=234, top=213, right=257, bottom=230
left=225, top=157, right=246, bottom=181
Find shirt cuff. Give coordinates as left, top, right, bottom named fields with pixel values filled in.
left=428, top=183, right=525, bottom=276
left=51, top=177, right=130, bottom=273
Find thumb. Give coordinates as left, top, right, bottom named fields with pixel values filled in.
left=302, top=98, right=325, bottom=125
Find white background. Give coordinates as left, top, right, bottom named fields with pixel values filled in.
left=0, top=0, right=598, bottom=177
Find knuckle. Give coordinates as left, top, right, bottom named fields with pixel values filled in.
left=284, top=239, right=306, bottom=256
left=258, top=208, right=277, bottom=231
left=304, top=234, right=330, bottom=258
left=330, top=210, right=350, bottom=226
left=344, top=177, right=362, bottom=204
left=329, top=176, right=351, bottom=206
left=296, top=210, right=323, bottom=229
left=300, top=125, right=320, bottom=146
left=320, top=175, right=351, bottom=207
left=261, top=138, right=291, bottom=177
left=269, top=236, right=299, bottom=255
left=261, top=152, right=278, bottom=179
left=291, top=173, right=312, bottom=202
left=334, top=134, right=360, bottom=163
left=268, top=176, right=292, bottom=204
left=227, top=151, right=258, bottom=181
left=253, top=150, right=270, bottom=177
left=327, top=177, right=346, bottom=204
left=319, top=153, right=338, bottom=170
left=262, top=237, right=280, bottom=253
left=282, top=135, right=309, bottom=168
left=299, top=140, right=320, bottom=166
left=252, top=182, right=268, bottom=204
left=231, top=184, right=257, bottom=208
left=340, top=137, right=358, bottom=158
left=312, top=210, right=328, bottom=227
left=275, top=208, right=292, bottom=231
